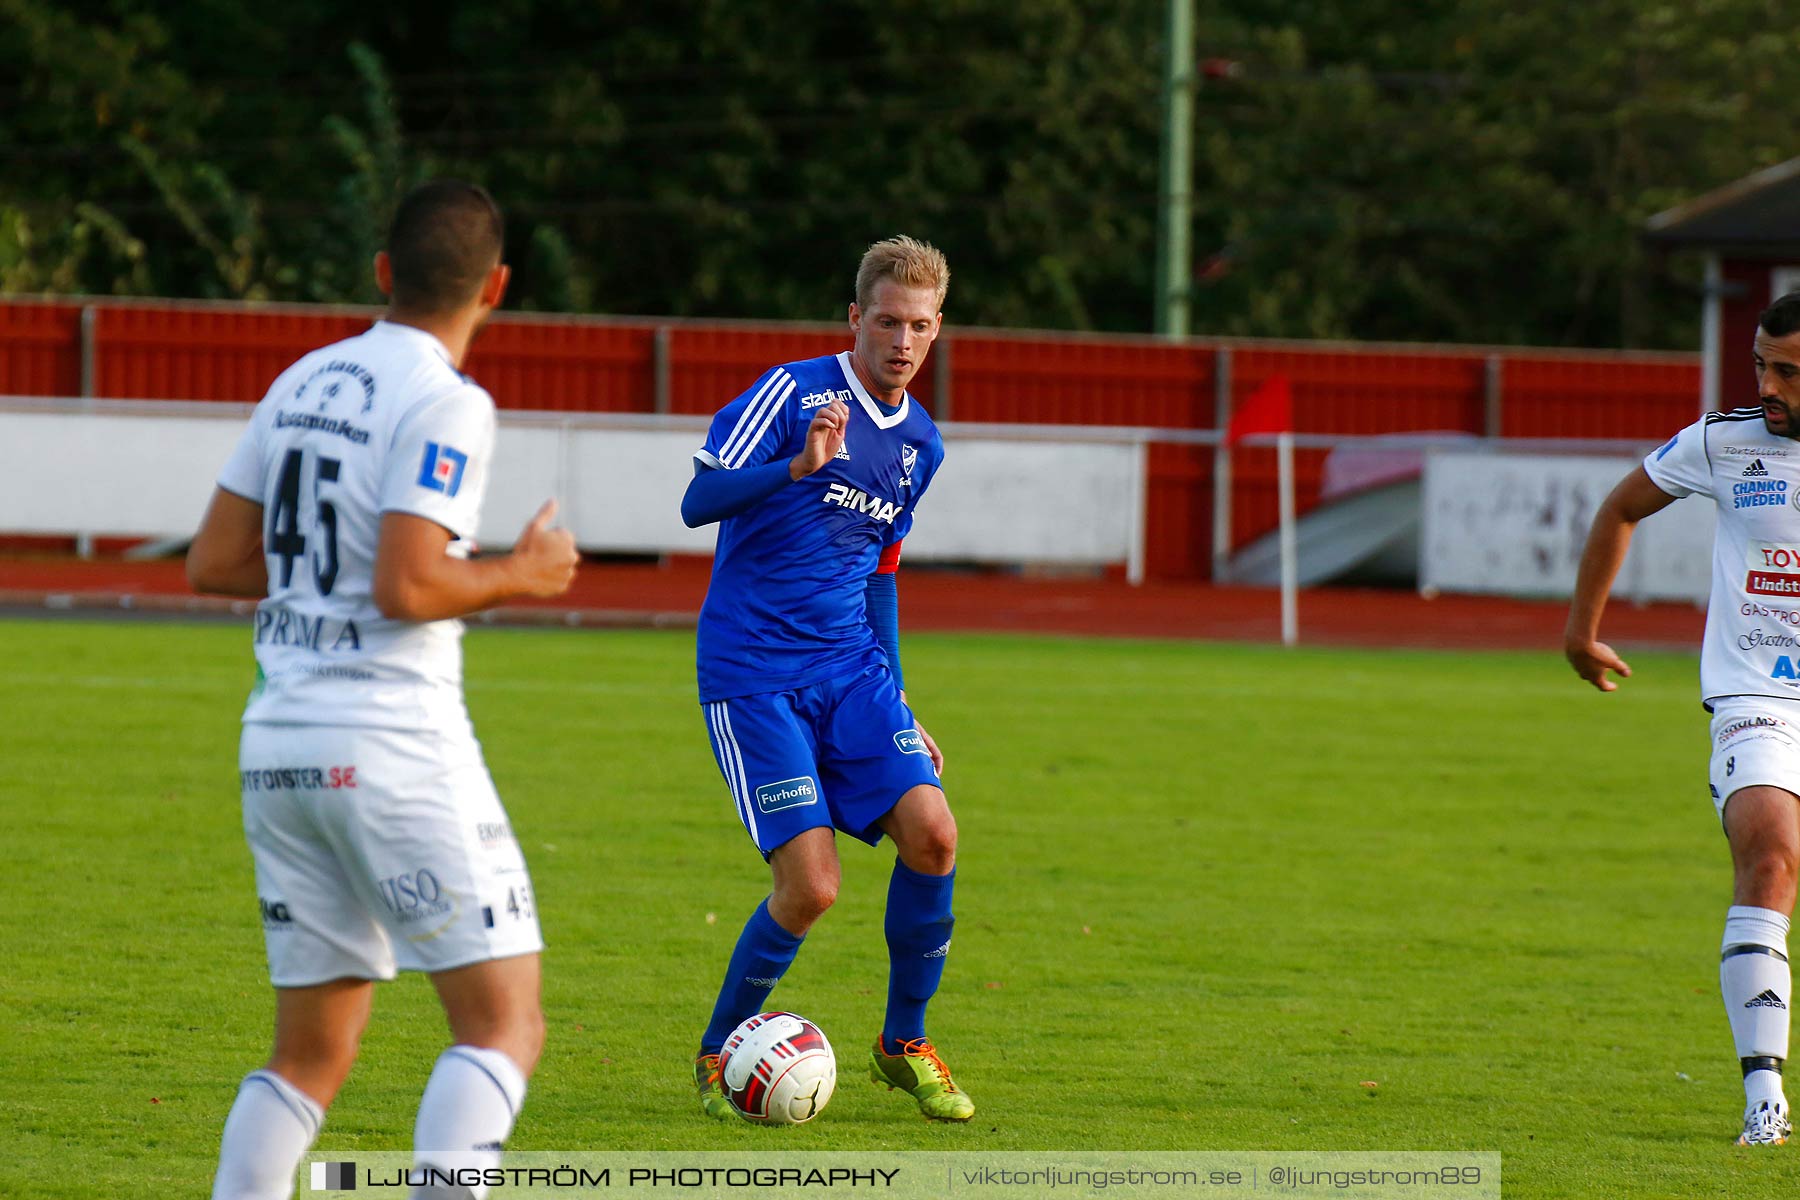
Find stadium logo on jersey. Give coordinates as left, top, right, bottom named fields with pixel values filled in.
left=417, top=442, right=468, bottom=496
left=893, top=729, right=929, bottom=756
left=1744, top=459, right=1771, bottom=478
left=822, top=482, right=900, bottom=523
left=754, top=776, right=818, bottom=813
left=800, top=387, right=852, bottom=410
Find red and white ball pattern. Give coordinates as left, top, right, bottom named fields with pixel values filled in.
left=718, top=1012, right=837, bottom=1124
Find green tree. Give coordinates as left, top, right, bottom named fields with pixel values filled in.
left=5, top=0, right=1799, bottom=349
left=1187, top=0, right=1800, bottom=346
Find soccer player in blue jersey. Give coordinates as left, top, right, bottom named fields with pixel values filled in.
left=680, top=236, right=972, bottom=1122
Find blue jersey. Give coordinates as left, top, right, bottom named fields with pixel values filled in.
left=695, top=351, right=944, bottom=703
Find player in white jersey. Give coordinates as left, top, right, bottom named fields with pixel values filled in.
left=186, top=181, right=578, bottom=1199
left=1566, top=291, right=1800, bottom=1147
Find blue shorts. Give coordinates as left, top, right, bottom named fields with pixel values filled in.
left=702, top=665, right=942, bottom=857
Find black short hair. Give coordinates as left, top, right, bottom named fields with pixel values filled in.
left=1760, top=290, right=1800, bottom=338
left=385, top=180, right=504, bottom=313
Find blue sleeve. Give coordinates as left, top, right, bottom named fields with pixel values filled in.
left=864, top=570, right=902, bottom=690
left=681, top=459, right=793, bottom=528
left=698, top=365, right=801, bottom=471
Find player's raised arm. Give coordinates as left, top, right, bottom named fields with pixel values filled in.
left=789, top=399, right=849, bottom=479
left=1563, top=465, right=1679, bottom=691
left=373, top=499, right=577, bottom=622
left=681, top=456, right=798, bottom=529
left=187, top=487, right=269, bottom=598
left=680, top=399, right=851, bottom=528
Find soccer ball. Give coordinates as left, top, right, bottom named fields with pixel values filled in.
left=718, top=1011, right=837, bottom=1124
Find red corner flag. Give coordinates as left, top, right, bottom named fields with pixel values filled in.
left=1224, top=374, right=1293, bottom=447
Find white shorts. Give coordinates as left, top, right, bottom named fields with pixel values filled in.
left=1707, top=699, right=1800, bottom=821
left=240, top=723, right=543, bottom=987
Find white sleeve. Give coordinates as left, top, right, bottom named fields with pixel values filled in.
left=1642, top=419, right=1712, bottom=501
left=216, top=401, right=273, bottom=504
left=380, top=384, right=497, bottom=540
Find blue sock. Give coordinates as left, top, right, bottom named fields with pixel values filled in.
left=881, top=859, right=955, bottom=1055
left=700, top=899, right=805, bottom=1055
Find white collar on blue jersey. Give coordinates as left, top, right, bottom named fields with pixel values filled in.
left=836, top=351, right=910, bottom=429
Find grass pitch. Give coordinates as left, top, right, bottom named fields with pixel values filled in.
left=1, top=616, right=1797, bottom=1198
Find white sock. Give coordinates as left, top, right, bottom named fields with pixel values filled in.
left=1721, top=905, right=1792, bottom=1108
left=211, top=1069, right=323, bottom=1200
left=412, top=1045, right=527, bottom=1200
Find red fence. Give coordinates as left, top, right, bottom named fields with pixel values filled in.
left=666, top=327, right=852, bottom=416
left=949, top=335, right=1217, bottom=427
left=0, top=297, right=1702, bottom=580
left=0, top=302, right=84, bottom=398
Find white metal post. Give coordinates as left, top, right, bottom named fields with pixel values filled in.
left=652, top=326, right=672, bottom=415
left=1211, top=347, right=1233, bottom=581
left=78, top=305, right=98, bottom=560
left=1126, top=438, right=1149, bottom=586
left=1277, top=431, right=1298, bottom=645
left=1702, top=254, right=1722, bottom=416
left=1483, top=354, right=1503, bottom=440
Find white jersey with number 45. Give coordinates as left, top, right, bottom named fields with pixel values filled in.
left=216, top=320, right=495, bottom=734
left=1646, top=406, right=1800, bottom=707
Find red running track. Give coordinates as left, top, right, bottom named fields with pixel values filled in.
left=0, top=554, right=1704, bottom=652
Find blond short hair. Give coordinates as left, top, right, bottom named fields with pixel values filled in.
left=855, top=235, right=949, bottom=310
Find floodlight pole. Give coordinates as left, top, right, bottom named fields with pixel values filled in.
left=1153, top=0, right=1195, bottom=337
